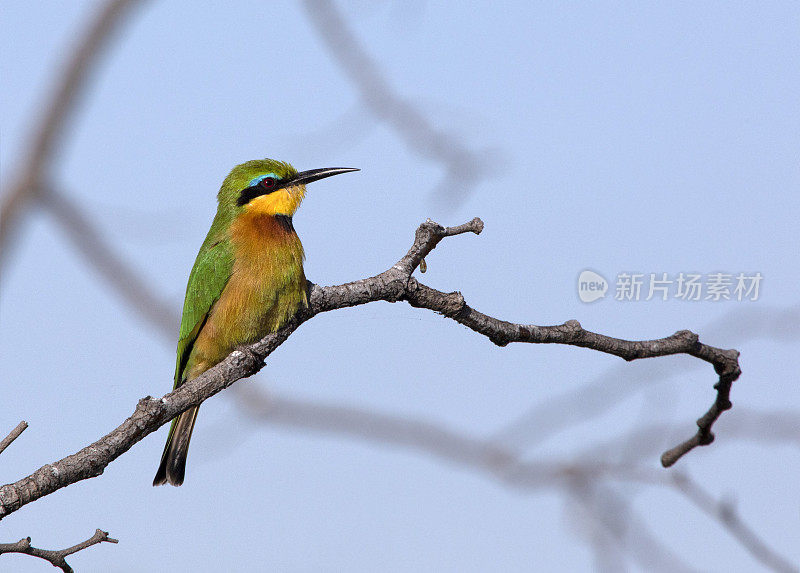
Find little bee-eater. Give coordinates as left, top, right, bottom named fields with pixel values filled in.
left=154, top=159, right=358, bottom=486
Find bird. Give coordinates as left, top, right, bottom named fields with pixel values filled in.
left=153, top=159, right=358, bottom=486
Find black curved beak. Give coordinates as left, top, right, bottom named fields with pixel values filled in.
left=291, top=167, right=360, bottom=186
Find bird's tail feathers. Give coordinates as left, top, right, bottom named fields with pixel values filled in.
left=153, top=405, right=199, bottom=486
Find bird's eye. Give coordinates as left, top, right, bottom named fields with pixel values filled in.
left=260, top=176, right=277, bottom=189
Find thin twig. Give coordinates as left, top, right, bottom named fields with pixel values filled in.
left=0, top=529, right=118, bottom=573
left=576, top=410, right=800, bottom=464
left=397, top=220, right=739, bottom=467
left=0, top=422, right=28, bottom=455
left=490, top=304, right=800, bottom=454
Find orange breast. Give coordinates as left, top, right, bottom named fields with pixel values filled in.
left=185, top=212, right=307, bottom=379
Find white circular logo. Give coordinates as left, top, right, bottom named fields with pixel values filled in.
left=578, top=270, right=608, bottom=302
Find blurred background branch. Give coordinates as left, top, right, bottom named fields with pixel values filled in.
left=234, top=384, right=796, bottom=573
left=301, top=0, right=490, bottom=206
left=43, top=186, right=176, bottom=335
left=0, top=0, right=146, bottom=268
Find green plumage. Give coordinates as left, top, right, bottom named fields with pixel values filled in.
left=154, top=160, right=303, bottom=487
left=154, top=159, right=356, bottom=486
left=174, top=232, right=234, bottom=387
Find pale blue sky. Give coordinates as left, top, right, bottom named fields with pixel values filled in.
left=2, top=1, right=799, bottom=571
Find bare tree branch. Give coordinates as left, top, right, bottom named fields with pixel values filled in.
left=492, top=304, right=800, bottom=455
left=0, top=422, right=28, bottom=456
left=0, top=528, right=118, bottom=573
left=0, top=0, right=145, bottom=267
left=0, top=218, right=740, bottom=520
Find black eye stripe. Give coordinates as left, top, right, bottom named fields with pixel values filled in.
left=236, top=178, right=288, bottom=206
left=237, top=186, right=260, bottom=206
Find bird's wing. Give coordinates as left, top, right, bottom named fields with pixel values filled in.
left=173, top=237, right=234, bottom=388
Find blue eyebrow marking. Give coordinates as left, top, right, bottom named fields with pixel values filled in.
left=249, top=172, right=279, bottom=187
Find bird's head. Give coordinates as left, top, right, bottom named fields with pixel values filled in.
left=219, top=159, right=358, bottom=217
